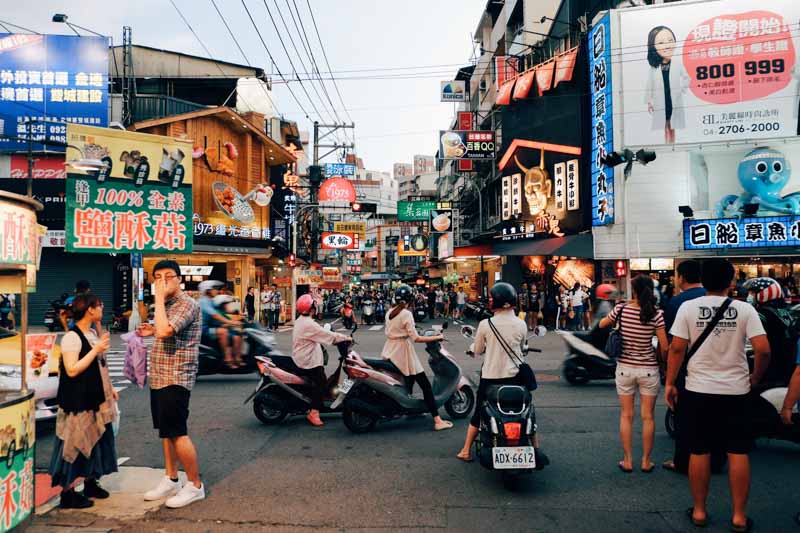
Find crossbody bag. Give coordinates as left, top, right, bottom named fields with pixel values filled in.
left=604, top=304, right=626, bottom=359
left=487, top=319, right=537, bottom=391
left=676, top=297, right=733, bottom=390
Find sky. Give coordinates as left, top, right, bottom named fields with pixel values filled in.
left=7, top=0, right=488, bottom=173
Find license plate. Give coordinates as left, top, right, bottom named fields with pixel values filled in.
left=492, top=446, right=536, bottom=469
left=339, top=378, right=354, bottom=394
left=44, top=318, right=53, bottom=323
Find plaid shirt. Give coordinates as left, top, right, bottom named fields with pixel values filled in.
left=149, top=291, right=201, bottom=390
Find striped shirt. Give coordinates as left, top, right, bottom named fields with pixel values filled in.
left=608, top=303, right=664, bottom=367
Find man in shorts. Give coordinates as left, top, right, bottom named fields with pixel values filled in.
left=666, top=258, right=771, bottom=531
left=137, top=260, right=204, bottom=508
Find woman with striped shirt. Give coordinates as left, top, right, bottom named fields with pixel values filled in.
left=599, top=275, right=668, bottom=473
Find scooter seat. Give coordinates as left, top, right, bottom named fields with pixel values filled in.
left=364, top=358, right=402, bottom=375
left=487, top=385, right=530, bottom=413
left=269, top=355, right=304, bottom=375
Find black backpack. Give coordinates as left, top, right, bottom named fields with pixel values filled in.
left=759, top=305, right=800, bottom=385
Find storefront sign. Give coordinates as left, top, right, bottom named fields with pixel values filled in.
left=501, top=174, right=523, bottom=221
left=590, top=13, right=615, bottom=226
left=322, top=266, right=342, bottom=282
left=295, top=269, right=322, bottom=286
left=554, top=162, right=566, bottom=215
left=495, top=217, right=564, bottom=241
left=179, top=265, right=213, bottom=276
left=318, top=177, right=356, bottom=203
left=0, top=393, right=35, bottom=531
left=429, top=208, right=453, bottom=233
left=64, top=124, right=193, bottom=254
left=320, top=232, right=359, bottom=250
left=440, top=80, right=466, bottom=102
left=0, top=33, right=108, bottom=152
left=620, top=0, right=799, bottom=147
left=0, top=199, right=40, bottom=266
left=439, top=131, right=495, bottom=160
left=684, top=215, right=800, bottom=250
left=333, top=221, right=366, bottom=240
left=41, top=230, right=65, bottom=247
left=324, top=163, right=356, bottom=177
left=397, top=200, right=451, bottom=222
left=398, top=233, right=428, bottom=257
left=651, top=258, right=675, bottom=270
left=193, top=213, right=270, bottom=241
left=10, top=154, right=66, bottom=179
left=630, top=258, right=651, bottom=271
left=501, top=176, right=512, bottom=221
left=566, top=159, right=579, bottom=211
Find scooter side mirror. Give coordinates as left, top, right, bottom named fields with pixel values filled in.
left=324, top=323, right=332, bottom=331
left=461, top=325, right=474, bottom=338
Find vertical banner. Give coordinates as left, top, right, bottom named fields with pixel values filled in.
left=0, top=394, right=35, bottom=531
left=567, top=159, right=580, bottom=211
left=502, top=175, right=512, bottom=220
left=590, top=13, right=615, bottom=226
left=511, top=173, right=523, bottom=217
left=554, top=162, right=566, bottom=215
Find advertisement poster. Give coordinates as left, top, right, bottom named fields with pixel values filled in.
left=440, top=80, right=466, bottom=102
left=429, top=209, right=453, bottom=233
left=10, top=155, right=66, bottom=179
left=25, top=333, right=56, bottom=380
left=553, top=260, right=595, bottom=289
left=590, top=13, right=615, bottom=226
left=64, top=124, right=193, bottom=254
left=439, top=131, right=495, bottom=160
left=397, top=200, right=453, bottom=222
left=0, top=33, right=108, bottom=152
left=0, top=395, right=35, bottom=532
left=398, top=233, right=428, bottom=257
left=318, top=177, right=356, bottom=203
left=684, top=215, right=800, bottom=250
left=620, top=0, right=800, bottom=147
left=0, top=200, right=40, bottom=266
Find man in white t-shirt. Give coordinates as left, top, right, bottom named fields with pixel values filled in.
left=666, top=259, right=770, bottom=531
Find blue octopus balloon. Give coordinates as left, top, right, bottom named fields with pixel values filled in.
left=715, top=147, right=800, bottom=217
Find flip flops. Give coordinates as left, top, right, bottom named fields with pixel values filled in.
left=456, top=453, right=473, bottom=463
left=434, top=420, right=454, bottom=431
left=641, top=463, right=656, bottom=473
left=617, top=461, right=633, bottom=473
left=687, top=507, right=707, bottom=528
left=730, top=517, right=753, bottom=533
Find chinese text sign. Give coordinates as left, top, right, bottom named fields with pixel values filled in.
left=684, top=216, right=800, bottom=250
left=590, top=13, right=615, bottom=226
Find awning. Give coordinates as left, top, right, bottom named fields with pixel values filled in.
left=493, top=233, right=594, bottom=258
left=535, top=60, right=555, bottom=96
left=512, top=70, right=536, bottom=100
left=554, top=47, right=579, bottom=87
left=496, top=78, right=516, bottom=105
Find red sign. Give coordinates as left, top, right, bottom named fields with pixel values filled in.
left=535, top=61, right=555, bottom=96
left=320, top=232, right=360, bottom=250
left=318, top=177, right=356, bottom=203
left=458, top=159, right=474, bottom=171
left=457, top=112, right=473, bottom=131
left=11, top=155, right=66, bottom=179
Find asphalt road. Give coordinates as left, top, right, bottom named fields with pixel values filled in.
left=33, top=319, right=800, bottom=532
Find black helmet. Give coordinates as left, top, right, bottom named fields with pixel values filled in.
left=490, top=282, right=517, bottom=310
left=394, top=284, right=414, bottom=304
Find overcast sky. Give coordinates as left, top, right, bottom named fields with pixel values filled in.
left=9, top=0, right=488, bottom=173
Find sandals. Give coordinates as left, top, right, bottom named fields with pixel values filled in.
left=434, top=420, right=454, bottom=431
left=617, top=461, right=633, bottom=473
left=687, top=507, right=707, bottom=528
left=730, top=518, right=753, bottom=533
left=641, top=463, right=655, bottom=473
left=455, top=452, right=473, bottom=463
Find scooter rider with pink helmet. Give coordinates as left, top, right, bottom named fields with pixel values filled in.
left=292, top=294, right=351, bottom=426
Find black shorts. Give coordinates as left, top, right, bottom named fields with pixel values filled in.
left=150, top=385, right=191, bottom=439
left=680, top=389, right=753, bottom=455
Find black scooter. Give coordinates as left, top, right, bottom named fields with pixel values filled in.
left=463, top=325, right=547, bottom=490
left=559, top=327, right=615, bottom=385
left=198, top=320, right=276, bottom=375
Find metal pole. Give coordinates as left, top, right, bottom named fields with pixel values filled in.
left=20, top=274, right=27, bottom=393
left=27, top=122, right=33, bottom=197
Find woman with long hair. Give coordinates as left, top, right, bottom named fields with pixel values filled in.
left=645, top=25, right=686, bottom=144
left=49, top=294, right=118, bottom=509
left=382, top=285, right=452, bottom=431
left=599, top=275, right=668, bottom=473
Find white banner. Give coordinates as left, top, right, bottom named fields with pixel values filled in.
left=554, top=162, right=566, bottom=215
left=501, top=175, right=512, bottom=220
left=567, top=159, right=580, bottom=211
left=510, top=173, right=523, bottom=217
left=619, top=0, right=800, bottom=147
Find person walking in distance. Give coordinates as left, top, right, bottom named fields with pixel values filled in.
left=137, top=260, right=205, bottom=508
left=666, top=259, right=771, bottom=531
left=268, top=284, right=281, bottom=330
left=260, top=284, right=271, bottom=326
left=244, top=287, right=256, bottom=322
left=599, top=275, right=668, bottom=473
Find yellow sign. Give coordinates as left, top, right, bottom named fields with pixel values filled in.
left=333, top=221, right=366, bottom=240
left=66, top=124, right=193, bottom=186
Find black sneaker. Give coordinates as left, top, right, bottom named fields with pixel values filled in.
left=83, top=478, right=110, bottom=499
left=60, top=489, right=94, bottom=509
left=535, top=448, right=550, bottom=470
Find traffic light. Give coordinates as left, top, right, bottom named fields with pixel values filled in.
left=351, top=202, right=362, bottom=212
left=287, top=253, right=296, bottom=267
left=615, top=260, right=627, bottom=278
left=351, top=202, right=377, bottom=213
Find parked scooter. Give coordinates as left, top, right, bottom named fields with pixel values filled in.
left=44, top=297, right=68, bottom=332
left=110, top=306, right=130, bottom=333
left=413, top=300, right=428, bottom=322
left=341, top=302, right=355, bottom=330
left=245, top=324, right=362, bottom=424
left=464, top=297, right=492, bottom=321
left=463, top=324, right=546, bottom=490
left=340, top=322, right=475, bottom=433
left=558, top=327, right=615, bottom=385
left=198, top=320, right=276, bottom=375
left=362, top=296, right=376, bottom=325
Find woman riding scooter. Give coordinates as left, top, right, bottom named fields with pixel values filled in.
left=292, top=294, right=351, bottom=427
left=456, top=282, right=548, bottom=464
left=381, top=285, right=453, bottom=431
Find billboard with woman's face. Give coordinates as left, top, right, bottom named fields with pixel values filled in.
left=619, top=0, right=800, bottom=146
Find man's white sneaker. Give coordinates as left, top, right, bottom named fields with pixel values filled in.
left=144, top=476, right=182, bottom=501
left=165, top=482, right=205, bottom=508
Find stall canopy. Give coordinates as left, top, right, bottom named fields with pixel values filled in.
left=496, top=79, right=516, bottom=106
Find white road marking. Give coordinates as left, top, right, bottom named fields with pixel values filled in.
left=368, top=325, right=382, bottom=331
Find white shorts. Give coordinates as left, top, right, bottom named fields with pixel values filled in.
left=615, top=364, right=660, bottom=397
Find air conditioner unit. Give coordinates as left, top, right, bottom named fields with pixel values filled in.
left=479, top=79, right=487, bottom=92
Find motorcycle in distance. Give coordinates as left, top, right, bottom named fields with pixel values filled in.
left=362, top=295, right=376, bottom=326
left=198, top=318, right=276, bottom=376
left=375, top=297, right=386, bottom=323
left=558, top=326, right=615, bottom=385
left=325, top=293, right=344, bottom=319
left=44, top=297, right=68, bottom=332
left=413, top=298, right=428, bottom=322
left=462, top=324, right=546, bottom=490
left=244, top=323, right=363, bottom=424
left=110, top=306, right=130, bottom=333
left=341, top=301, right=355, bottom=330
left=340, top=322, right=476, bottom=433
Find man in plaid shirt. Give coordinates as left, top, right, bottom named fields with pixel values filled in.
left=137, top=260, right=204, bottom=508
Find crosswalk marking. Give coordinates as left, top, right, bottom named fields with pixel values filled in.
left=106, top=350, right=128, bottom=392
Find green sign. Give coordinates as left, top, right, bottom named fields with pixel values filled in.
left=65, top=174, right=193, bottom=254
left=398, top=201, right=437, bottom=221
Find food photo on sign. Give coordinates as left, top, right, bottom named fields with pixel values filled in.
left=553, top=260, right=595, bottom=289
left=64, top=124, right=194, bottom=254
left=429, top=209, right=453, bottom=233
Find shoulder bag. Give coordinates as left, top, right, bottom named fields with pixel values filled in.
left=604, top=304, right=626, bottom=359
left=488, top=318, right=537, bottom=390
left=676, top=297, right=732, bottom=390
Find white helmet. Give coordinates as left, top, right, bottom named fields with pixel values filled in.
left=213, top=294, right=235, bottom=309
left=199, top=280, right=225, bottom=294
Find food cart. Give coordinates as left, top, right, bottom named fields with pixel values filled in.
left=0, top=191, right=43, bottom=531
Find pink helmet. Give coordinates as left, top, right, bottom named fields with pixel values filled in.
left=595, top=283, right=618, bottom=300
left=296, top=294, right=315, bottom=314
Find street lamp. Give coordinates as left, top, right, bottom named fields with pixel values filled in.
left=52, top=13, right=106, bottom=38
left=290, top=203, right=319, bottom=324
